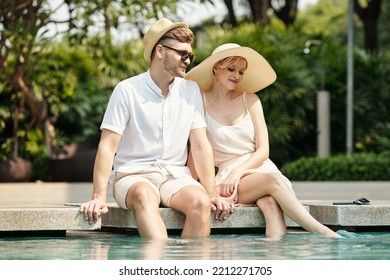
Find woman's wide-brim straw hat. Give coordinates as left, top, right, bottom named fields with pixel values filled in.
left=185, top=43, right=277, bottom=93
left=143, top=18, right=188, bottom=63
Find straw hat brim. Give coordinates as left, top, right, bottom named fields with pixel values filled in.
left=185, top=46, right=276, bottom=93
left=143, top=21, right=188, bottom=63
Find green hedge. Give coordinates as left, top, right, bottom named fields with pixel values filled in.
left=280, top=153, right=390, bottom=181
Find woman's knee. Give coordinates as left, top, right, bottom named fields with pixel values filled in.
left=262, top=172, right=289, bottom=192
left=256, top=195, right=282, bottom=214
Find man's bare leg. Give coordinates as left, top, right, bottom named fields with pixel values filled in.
left=126, top=182, right=168, bottom=239
left=170, top=186, right=211, bottom=238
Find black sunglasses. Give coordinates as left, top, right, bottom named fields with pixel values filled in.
left=161, top=45, right=195, bottom=63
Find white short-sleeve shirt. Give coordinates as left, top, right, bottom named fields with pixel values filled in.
left=101, top=70, right=206, bottom=183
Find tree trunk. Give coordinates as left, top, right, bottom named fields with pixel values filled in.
left=223, top=0, right=238, bottom=27
left=363, top=17, right=379, bottom=54
left=12, top=106, right=20, bottom=159
left=247, top=0, right=270, bottom=25
left=16, top=67, right=55, bottom=158
left=354, top=0, right=382, bottom=54
left=103, top=0, right=112, bottom=39
left=270, top=0, right=298, bottom=27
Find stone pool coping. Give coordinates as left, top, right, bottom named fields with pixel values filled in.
left=1, top=201, right=390, bottom=234
left=1, top=181, right=389, bottom=235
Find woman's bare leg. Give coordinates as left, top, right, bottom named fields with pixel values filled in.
left=256, top=195, right=287, bottom=238
left=237, top=172, right=340, bottom=237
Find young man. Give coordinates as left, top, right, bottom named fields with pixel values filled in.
left=80, top=18, right=233, bottom=239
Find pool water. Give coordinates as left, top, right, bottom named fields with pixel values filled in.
left=1, top=230, right=390, bottom=260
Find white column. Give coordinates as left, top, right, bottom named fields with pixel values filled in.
left=317, top=90, right=331, bottom=157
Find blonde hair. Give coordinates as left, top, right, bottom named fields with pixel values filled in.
left=213, top=56, right=247, bottom=74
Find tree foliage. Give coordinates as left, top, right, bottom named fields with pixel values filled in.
left=0, top=0, right=58, bottom=158
left=218, top=0, right=385, bottom=54
left=1, top=0, right=389, bottom=180
left=0, top=0, right=188, bottom=160
left=221, top=0, right=298, bottom=27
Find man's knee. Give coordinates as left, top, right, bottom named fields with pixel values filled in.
left=126, top=183, right=159, bottom=209
left=185, top=190, right=211, bottom=216
left=195, top=194, right=211, bottom=212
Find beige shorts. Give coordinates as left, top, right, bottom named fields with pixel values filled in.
left=113, top=167, right=204, bottom=209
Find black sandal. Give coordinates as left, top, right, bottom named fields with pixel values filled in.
left=333, top=198, right=370, bottom=205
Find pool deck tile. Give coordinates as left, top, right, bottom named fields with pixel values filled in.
left=303, top=200, right=390, bottom=226
left=0, top=207, right=100, bottom=232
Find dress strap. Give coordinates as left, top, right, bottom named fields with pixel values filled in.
left=202, top=93, right=207, bottom=110
left=201, top=93, right=208, bottom=118
left=242, top=92, right=249, bottom=111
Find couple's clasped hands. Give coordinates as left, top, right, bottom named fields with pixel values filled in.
left=210, top=196, right=235, bottom=220
left=210, top=172, right=239, bottom=220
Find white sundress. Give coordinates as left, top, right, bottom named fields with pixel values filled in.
left=204, top=92, right=292, bottom=204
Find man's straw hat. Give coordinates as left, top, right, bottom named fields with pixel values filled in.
left=143, top=18, right=188, bottom=63
left=185, top=43, right=276, bottom=93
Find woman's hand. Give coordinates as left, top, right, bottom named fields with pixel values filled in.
left=218, top=169, right=241, bottom=197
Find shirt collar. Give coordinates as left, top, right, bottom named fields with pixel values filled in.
left=146, top=69, right=178, bottom=98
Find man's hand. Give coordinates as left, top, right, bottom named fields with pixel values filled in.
left=80, top=199, right=109, bottom=224
left=210, top=197, right=235, bottom=220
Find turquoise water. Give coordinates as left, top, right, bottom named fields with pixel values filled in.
left=1, top=231, right=390, bottom=260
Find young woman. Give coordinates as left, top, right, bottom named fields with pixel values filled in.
left=185, top=43, right=340, bottom=238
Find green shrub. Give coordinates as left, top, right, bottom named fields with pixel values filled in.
left=280, top=153, right=390, bottom=181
